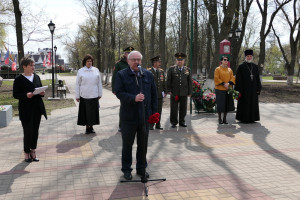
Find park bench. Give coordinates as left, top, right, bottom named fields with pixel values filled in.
left=57, top=80, right=67, bottom=98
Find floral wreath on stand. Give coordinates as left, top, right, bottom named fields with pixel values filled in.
left=202, top=88, right=216, bottom=112
left=191, top=78, right=203, bottom=111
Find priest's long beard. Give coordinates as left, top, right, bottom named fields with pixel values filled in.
left=245, top=58, right=253, bottom=63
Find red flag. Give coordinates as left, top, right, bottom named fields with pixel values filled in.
left=11, top=55, right=17, bottom=71
left=46, top=52, right=51, bottom=68
left=4, top=50, right=9, bottom=65
left=43, top=55, right=46, bottom=67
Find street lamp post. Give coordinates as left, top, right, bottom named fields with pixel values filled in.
left=54, top=45, right=57, bottom=84
left=48, top=20, right=55, bottom=98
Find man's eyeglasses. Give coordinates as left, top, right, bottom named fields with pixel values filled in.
left=177, top=59, right=183, bottom=61
left=223, top=59, right=228, bottom=61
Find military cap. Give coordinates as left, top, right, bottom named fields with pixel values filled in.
left=244, top=49, right=253, bottom=56
left=175, top=52, right=187, bottom=59
left=123, top=46, right=135, bottom=53
left=150, top=55, right=161, bottom=62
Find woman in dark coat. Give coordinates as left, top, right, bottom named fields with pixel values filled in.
left=13, top=57, right=47, bottom=162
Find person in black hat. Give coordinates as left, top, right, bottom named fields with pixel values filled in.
left=148, top=55, right=166, bottom=130
left=112, top=46, right=134, bottom=132
left=235, top=49, right=262, bottom=123
left=167, top=53, right=192, bottom=128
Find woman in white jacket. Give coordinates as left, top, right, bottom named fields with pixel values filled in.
left=75, top=54, right=102, bottom=134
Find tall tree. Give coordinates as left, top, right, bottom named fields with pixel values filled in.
left=179, top=0, right=188, bottom=53
left=138, top=0, right=146, bottom=66
left=229, top=0, right=254, bottom=74
left=203, top=0, right=237, bottom=80
left=192, top=0, right=198, bottom=74
left=12, top=0, right=24, bottom=71
left=159, top=0, right=167, bottom=70
left=101, top=0, right=108, bottom=72
left=256, top=0, right=291, bottom=75
left=272, top=0, right=300, bottom=85
left=149, top=0, right=158, bottom=59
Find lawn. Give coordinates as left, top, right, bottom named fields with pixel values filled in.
left=0, top=79, right=75, bottom=116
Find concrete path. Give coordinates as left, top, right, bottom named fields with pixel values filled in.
left=1, top=75, right=300, bottom=199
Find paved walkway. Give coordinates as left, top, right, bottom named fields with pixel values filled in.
left=1, top=75, right=300, bottom=200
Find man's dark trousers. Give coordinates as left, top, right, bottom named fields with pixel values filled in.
left=121, top=123, right=149, bottom=173
left=170, top=95, right=187, bottom=125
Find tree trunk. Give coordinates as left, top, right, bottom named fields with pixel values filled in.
left=96, top=0, right=103, bottom=72
left=204, top=0, right=237, bottom=79
left=192, top=0, right=198, bottom=75
left=256, top=0, right=292, bottom=75
left=159, top=0, right=167, bottom=70
left=179, top=0, right=188, bottom=53
left=138, top=0, right=146, bottom=66
left=150, top=0, right=158, bottom=60
left=12, top=0, right=24, bottom=73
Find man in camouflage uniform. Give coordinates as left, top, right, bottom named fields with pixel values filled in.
left=167, top=53, right=192, bottom=128
left=112, top=46, right=134, bottom=132
left=148, top=55, right=166, bottom=130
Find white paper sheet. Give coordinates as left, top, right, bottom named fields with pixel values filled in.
left=33, top=86, right=48, bottom=95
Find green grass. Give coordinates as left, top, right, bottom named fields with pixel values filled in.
left=58, top=72, right=77, bottom=76
left=0, top=79, right=76, bottom=116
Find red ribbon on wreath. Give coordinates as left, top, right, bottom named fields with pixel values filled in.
left=148, top=112, right=160, bottom=124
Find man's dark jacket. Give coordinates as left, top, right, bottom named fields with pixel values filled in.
left=13, top=74, right=47, bottom=121
left=114, top=67, right=158, bottom=124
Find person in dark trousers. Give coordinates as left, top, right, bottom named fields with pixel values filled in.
left=214, top=56, right=235, bottom=124
left=13, top=57, right=47, bottom=162
left=114, top=50, right=157, bottom=180
left=148, top=55, right=166, bottom=130
left=112, top=46, right=134, bottom=132
left=235, top=49, right=262, bottom=123
left=167, top=53, right=192, bottom=128
left=75, top=54, right=102, bottom=134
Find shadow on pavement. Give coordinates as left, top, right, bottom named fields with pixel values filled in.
left=238, top=122, right=300, bottom=174
left=0, top=162, right=30, bottom=196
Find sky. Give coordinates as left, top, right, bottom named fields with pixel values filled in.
left=6, top=0, right=87, bottom=62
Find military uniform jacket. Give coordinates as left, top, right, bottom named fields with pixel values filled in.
left=167, top=65, right=192, bottom=96
left=114, top=67, right=158, bottom=125
left=112, top=56, right=129, bottom=92
left=148, top=67, right=166, bottom=99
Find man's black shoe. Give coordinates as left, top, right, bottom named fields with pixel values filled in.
left=124, top=172, right=132, bottom=180
left=137, top=171, right=150, bottom=178
left=179, top=124, right=187, bottom=127
left=171, top=124, right=176, bottom=128
left=156, top=126, right=163, bottom=130
left=85, top=129, right=91, bottom=134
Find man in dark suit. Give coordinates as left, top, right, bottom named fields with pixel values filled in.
left=148, top=55, right=166, bottom=130
left=112, top=46, right=134, bottom=132
left=167, top=53, right=192, bottom=128
left=114, top=50, right=158, bottom=180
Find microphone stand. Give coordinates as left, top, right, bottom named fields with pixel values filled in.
left=120, top=66, right=166, bottom=197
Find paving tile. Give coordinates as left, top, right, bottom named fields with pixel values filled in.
left=0, top=75, right=300, bottom=199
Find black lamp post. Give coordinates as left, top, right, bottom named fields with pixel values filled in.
left=54, top=45, right=57, bottom=84
left=48, top=20, right=55, bottom=98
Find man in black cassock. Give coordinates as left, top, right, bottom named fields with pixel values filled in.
left=235, top=49, right=262, bottom=123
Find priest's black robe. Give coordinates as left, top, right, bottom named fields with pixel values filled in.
left=235, top=62, right=262, bottom=123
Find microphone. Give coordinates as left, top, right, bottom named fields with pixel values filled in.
left=138, top=65, right=143, bottom=76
